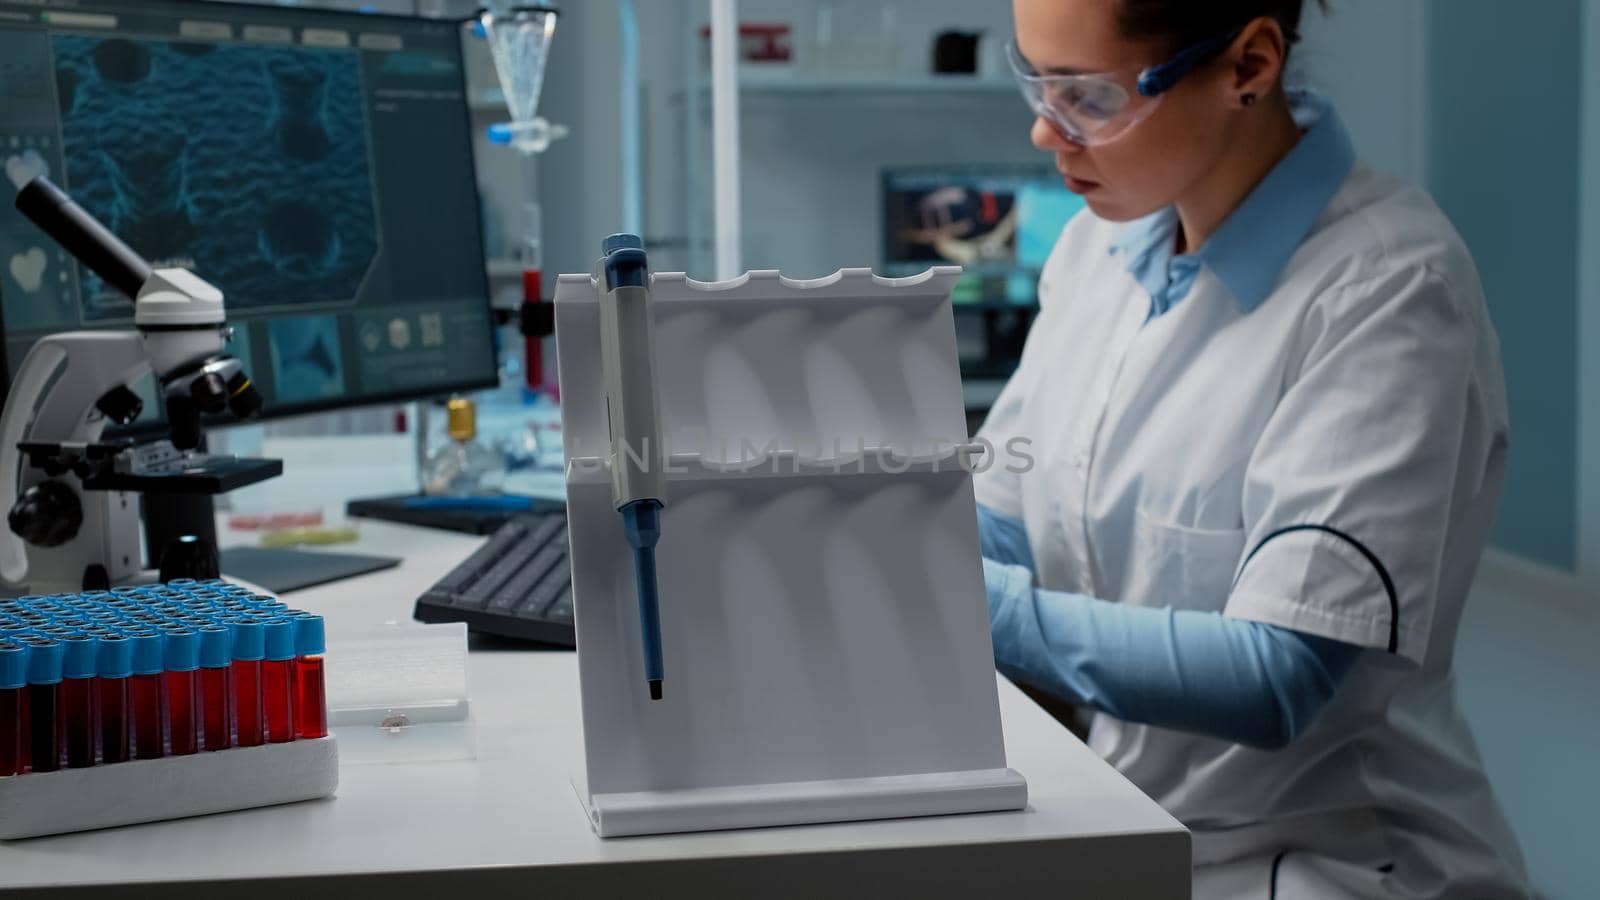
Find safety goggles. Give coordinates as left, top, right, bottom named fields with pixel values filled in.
left=1006, top=29, right=1241, bottom=146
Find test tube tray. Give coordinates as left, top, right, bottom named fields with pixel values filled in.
left=556, top=266, right=1027, bottom=837
left=0, top=736, right=338, bottom=840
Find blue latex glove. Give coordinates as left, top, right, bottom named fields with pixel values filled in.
left=978, top=503, right=1035, bottom=571
left=977, top=508, right=1360, bottom=750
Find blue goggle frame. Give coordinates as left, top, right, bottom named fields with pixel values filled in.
left=1136, top=29, right=1245, bottom=98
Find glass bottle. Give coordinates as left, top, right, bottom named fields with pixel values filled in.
left=421, top=397, right=507, bottom=496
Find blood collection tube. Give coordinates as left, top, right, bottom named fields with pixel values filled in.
left=198, top=625, right=232, bottom=751
left=23, top=636, right=63, bottom=772
left=163, top=629, right=200, bottom=756
left=1, top=641, right=27, bottom=776
left=229, top=618, right=265, bottom=747
left=128, top=630, right=166, bottom=759
left=292, top=614, right=327, bottom=739
left=261, top=619, right=296, bottom=743
left=60, top=634, right=99, bottom=768
left=97, top=633, right=132, bottom=764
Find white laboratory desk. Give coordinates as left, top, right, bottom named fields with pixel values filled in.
left=0, top=437, right=1190, bottom=899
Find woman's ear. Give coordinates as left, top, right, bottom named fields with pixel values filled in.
left=1226, top=17, right=1288, bottom=106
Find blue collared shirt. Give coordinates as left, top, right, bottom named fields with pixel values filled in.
left=1112, top=90, right=1357, bottom=318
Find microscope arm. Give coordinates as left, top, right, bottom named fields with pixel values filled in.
left=0, top=331, right=149, bottom=585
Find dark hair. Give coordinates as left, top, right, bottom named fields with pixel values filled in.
left=1117, top=0, right=1328, bottom=55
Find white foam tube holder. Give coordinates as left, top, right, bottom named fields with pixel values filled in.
left=0, top=736, right=338, bottom=840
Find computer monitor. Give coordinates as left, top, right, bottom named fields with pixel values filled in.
left=0, top=0, right=498, bottom=424
left=881, top=165, right=1084, bottom=305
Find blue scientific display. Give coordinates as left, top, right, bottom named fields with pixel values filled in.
left=53, top=36, right=378, bottom=321
left=0, top=0, right=498, bottom=421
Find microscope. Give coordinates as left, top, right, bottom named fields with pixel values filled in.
left=0, top=176, right=281, bottom=593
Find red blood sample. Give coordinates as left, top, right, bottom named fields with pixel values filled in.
left=165, top=670, right=198, bottom=755
left=294, top=655, right=327, bottom=740
left=128, top=631, right=167, bottom=759
left=262, top=659, right=294, bottom=743
left=28, top=682, right=59, bottom=772
left=196, top=626, right=232, bottom=751
left=0, top=688, right=18, bottom=776
left=23, top=637, right=62, bottom=772
left=201, top=665, right=232, bottom=751
left=17, top=679, right=27, bottom=770
left=291, top=614, right=328, bottom=740
left=60, top=634, right=99, bottom=768
left=228, top=618, right=266, bottom=747
left=131, top=674, right=165, bottom=759
left=261, top=619, right=296, bottom=744
left=0, top=641, right=26, bottom=776
left=96, top=633, right=133, bottom=764
left=99, top=676, right=130, bottom=764
left=62, top=677, right=95, bottom=768
left=233, top=660, right=263, bottom=746
left=163, top=629, right=201, bottom=756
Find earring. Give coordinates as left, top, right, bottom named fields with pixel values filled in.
left=1241, top=93, right=1258, bottom=107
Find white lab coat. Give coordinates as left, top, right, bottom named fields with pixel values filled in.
left=975, top=104, right=1530, bottom=898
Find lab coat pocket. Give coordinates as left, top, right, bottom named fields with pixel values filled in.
left=1126, top=509, right=1246, bottom=611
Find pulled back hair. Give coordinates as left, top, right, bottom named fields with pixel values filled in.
left=1117, top=0, right=1328, bottom=55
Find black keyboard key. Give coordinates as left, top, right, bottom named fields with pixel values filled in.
left=454, top=517, right=563, bottom=610
left=436, top=519, right=529, bottom=592
left=520, top=558, right=570, bottom=616
left=412, top=510, right=578, bottom=646
left=488, top=545, right=564, bottom=612
left=545, top=586, right=573, bottom=624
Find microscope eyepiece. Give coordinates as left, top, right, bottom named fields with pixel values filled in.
left=14, top=175, right=152, bottom=300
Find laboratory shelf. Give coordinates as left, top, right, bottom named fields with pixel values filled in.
left=692, top=73, right=1016, bottom=96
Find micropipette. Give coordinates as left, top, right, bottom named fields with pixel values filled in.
left=597, top=234, right=666, bottom=700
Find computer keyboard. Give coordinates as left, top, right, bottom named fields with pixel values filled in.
left=412, top=512, right=575, bottom=646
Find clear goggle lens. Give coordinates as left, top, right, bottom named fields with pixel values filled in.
left=1006, top=41, right=1163, bottom=147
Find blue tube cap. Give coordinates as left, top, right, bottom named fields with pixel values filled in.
left=61, top=633, right=99, bottom=679
left=198, top=625, right=231, bottom=669
left=602, top=233, right=648, bottom=291
left=163, top=628, right=200, bottom=672
left=229, top=618, right=265, bottom=662
left=129, top=631, right=165, bottom=675
left=292, top=614, right=326, bottom=656
left=602, top=233, right=645, bottom=254
left=262, top=618, right=296, bottom=661
left=0, top=640, right=28, bottom=690
left=97, top=633, right=133, bottom=679
left=23, top=636, right=63, bottom=684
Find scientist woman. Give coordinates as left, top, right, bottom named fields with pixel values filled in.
left=976, top=1, right=1530, bottom=897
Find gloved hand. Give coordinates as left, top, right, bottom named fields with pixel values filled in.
left=978, top=552, right=1361, bottom=749
left=977, top=505, right=1035, bottom=572
left=982, top=556, right=1033, bottom=624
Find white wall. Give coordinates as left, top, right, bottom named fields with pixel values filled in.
left=1293, top=0, right=1429, bottom=183
left=537, top=0, right=625, bottom=279
left=1457, top=556, right=1599, bottom=899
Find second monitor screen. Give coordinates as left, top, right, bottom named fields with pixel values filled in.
left=0, top=1, right=498, bottom=417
